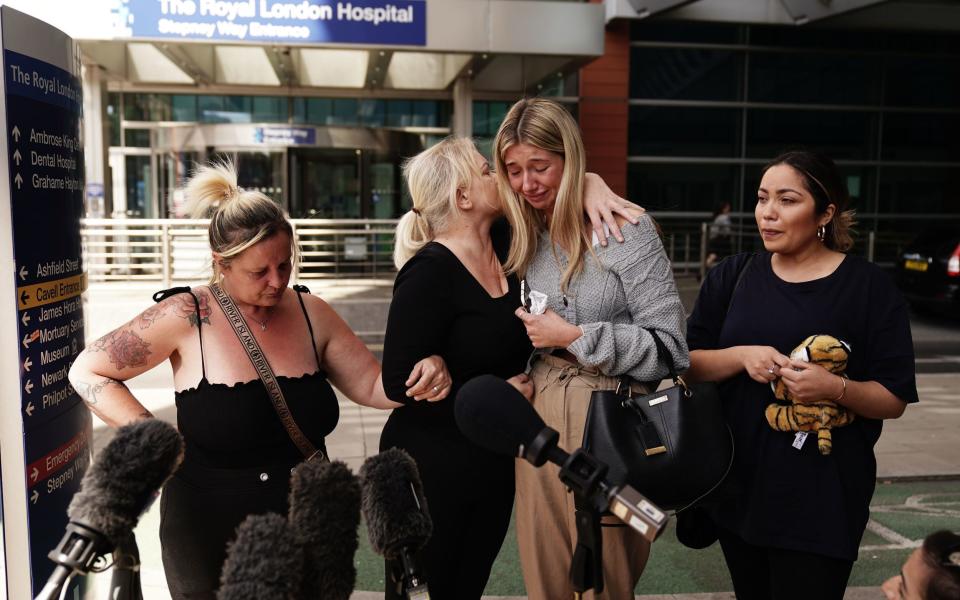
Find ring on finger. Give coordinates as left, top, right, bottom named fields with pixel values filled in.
left=433, top=385, right=440, bottom=393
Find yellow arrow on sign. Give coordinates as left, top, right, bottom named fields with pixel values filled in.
left=16, top=272, right=87, bottom=310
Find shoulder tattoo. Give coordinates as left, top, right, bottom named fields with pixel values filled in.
left=172, top=290, right=213, bottom=328
left=90, top=329, right=151, bottom=370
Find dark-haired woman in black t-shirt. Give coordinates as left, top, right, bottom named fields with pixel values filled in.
left=685, top=151, right=918, bottom=600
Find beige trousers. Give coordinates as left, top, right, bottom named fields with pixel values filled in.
left=516, top=355, right=651, bottom=600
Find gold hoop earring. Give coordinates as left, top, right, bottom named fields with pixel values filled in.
left=817, top=225, right=826, bottom=243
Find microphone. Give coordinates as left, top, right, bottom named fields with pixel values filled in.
left=359, top=448, right=432, bottom=600
left=455, top=375, right=668, bottom=543
left=217, top=513, right=304, bottom=600
left=288, top=460, right=361, bottom=600
left=37, top=419, right=184, bottom=600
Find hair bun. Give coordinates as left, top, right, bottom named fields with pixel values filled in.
left=183, top=161, right=241, bottom=218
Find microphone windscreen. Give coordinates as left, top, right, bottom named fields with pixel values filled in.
left=359, top=448, right=432, bottom=560
left=67, top=419, right=183, bottom=545
left=455, top=375, right=546, bottom=457
left=218, top=513, right=303, bottom=600
left=288, top=459, right=360, bottom=600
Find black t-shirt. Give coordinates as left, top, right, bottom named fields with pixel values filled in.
left=687, top=251, right=918, bottom=560
left=381, top=221, right=532, bottom=435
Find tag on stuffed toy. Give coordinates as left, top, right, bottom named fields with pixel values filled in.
left=792, top=431, right=809, bottom=450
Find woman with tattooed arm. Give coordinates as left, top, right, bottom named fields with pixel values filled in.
left=67, top=161, right=450, bottom=600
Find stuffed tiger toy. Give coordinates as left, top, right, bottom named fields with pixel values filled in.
left=766, top=334, right=855, bottom=455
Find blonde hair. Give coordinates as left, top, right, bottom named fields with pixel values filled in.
left=394, top=137, right=482, bottom=269
left=494, top=98, right=588, bottom=294
left=183, top=161, right=295, bottom=283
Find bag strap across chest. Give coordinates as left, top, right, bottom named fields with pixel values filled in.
left=210, top=283, right=325, bottom=462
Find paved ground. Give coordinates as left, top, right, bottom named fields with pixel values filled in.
left=78, top=278, right=960, bottom=599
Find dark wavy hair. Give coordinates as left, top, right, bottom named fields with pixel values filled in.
left=922, top=530, right=960, bottom=600
left=762, top=150, right=856, bottom=252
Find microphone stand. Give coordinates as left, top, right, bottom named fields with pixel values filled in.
left=522, top=428, right=669, bottom=595
left=35, top=522, right=108, bottom=600
left=393, top=547, right=430, bottom=600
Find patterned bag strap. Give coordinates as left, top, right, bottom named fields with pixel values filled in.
left=210, top=283, right=325, bottom=462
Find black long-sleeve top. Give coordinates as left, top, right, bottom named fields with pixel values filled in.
left=381, top=228, right=532, bottom=431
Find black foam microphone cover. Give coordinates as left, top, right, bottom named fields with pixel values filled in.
left=359, top=448, right=432, bottom=560
left=454, top=374, right=547, bottom=457
left=67, top=419, right=184, bottom=546
left=218, top=513, right=304, bottom=600
left=288, top=459, right=360, bottom=600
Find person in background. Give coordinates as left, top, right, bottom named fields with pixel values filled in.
left=705, top=200, right=733, bottom=269
left=882, top=530, right=960, bottom=600
left=685, top=150, right=918, bottom=600
left=68, top=161, right=449, bottom=600
left=494, top=97, right=689, bottom=599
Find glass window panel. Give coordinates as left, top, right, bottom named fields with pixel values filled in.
left=412, top=101, right=437, bottom=127
left=171, top=95, right=197, bottom=121
left=359, top=99, right=386, bottom=127
left=749, top=26, right=886, bottom=51
left=748, top=52, right=880, bottom=105
left=387, top=100, right=411, bottom=127
left=124, top=129, right=151, bottom=147
left=292, top=98, right=306, bottom=123
left=123, top=93, right=171, bottom=121
left=472, top=102, right=488, bottom=136
left=251, top=96, right=286, bottom=122
left=198, top=95, right=224, bottom=122
left=629, top=106, right=740, bottom=157
left=107, top=92, right=121, bottom=147
left=628, top=163, right=739, bottom=213
left=125, top=155, right=154, bottom=218
left=879, top=167, right=957, bottom=215
left=307, top=98, right=333, bottom=124
left=631, top=48, right=742, bottom=101
left=885, top=56, right=960, bottom=108
left=331, top=99, right=358, bottom=126
left=745, top=109, right=876, bottom=160
left=883, top=113, right=960, bottom=162
left=223, top=95, right=252, bottom=114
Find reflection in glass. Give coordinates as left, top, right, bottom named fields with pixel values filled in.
left=748, top=52, right=880, bottom=105
left=746, top=109, right=876, bottom=160
left=631, top=48, right=742, bottom=101
left=629, top=106, right=740, bottom=157
left=882, top=113, right=960, bottom=162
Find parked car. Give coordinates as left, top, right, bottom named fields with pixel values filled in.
left=895, top=229, right=960, bottom=316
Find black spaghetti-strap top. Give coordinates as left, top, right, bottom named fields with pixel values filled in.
left=155, top=286, right=339, bottom=469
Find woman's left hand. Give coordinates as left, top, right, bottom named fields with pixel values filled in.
left=778, top=360, right=846, bottom=404
left=583, top=172, right=642, bottom=247
left=405, top=354, right=452, bottom=401
left=514, top=308, right=582, bottom=349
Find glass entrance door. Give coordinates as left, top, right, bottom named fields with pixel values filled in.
left=289, top=149, right=361, bottom=219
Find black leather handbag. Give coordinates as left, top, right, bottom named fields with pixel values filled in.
left=582, top=330, right=733, bottom=512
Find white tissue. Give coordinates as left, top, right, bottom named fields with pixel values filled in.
left=528, top=290, right=548, bottom=315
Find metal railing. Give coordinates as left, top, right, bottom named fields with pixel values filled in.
left=81, top=218, right=400, bottom=285
left=81, top=214, right=960, bottom=285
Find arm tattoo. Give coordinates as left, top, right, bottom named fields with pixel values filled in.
left=173, top=291, right=213, bottom=328
left=136, top=302, right=168, bottom=330
left=73, top=377, right=128, bottom=406
left=90, top=329, right=151, bottom=370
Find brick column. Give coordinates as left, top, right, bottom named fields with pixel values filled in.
left=578, top=17, right=630, bottom=196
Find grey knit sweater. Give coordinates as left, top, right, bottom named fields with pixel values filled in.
left=523, top=214, right=690, bottom=380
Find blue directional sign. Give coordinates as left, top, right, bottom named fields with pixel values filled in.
left=116, top=0, right=427, bottom=46
left=1, top=6, right=90, bottom=596
left=254, top=125, right=317, bottom=145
